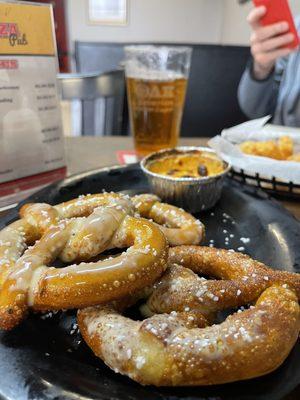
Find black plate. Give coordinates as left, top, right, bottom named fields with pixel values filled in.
left=0, top=164, right=300, bottom=400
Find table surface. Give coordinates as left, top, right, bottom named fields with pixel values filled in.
left=64, top=136, right=300, bottom=220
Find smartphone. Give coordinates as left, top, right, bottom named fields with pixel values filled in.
left=253, top=0, right=300, bottom=49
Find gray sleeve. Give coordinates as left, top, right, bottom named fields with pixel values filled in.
left=237, top=58, right=287, bottom=119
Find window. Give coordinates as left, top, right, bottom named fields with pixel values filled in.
left=88, top=0, right=127, bottom=25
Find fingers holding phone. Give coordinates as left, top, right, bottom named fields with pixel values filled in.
left=248, top=5, right=297, bottom=80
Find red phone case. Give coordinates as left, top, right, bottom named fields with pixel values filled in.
left=253, top=0, right=299, bottom=49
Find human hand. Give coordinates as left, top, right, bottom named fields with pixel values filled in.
left=248, top=6, right=295, bottom=80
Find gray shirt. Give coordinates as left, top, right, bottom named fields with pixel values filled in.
left=238, top=17, right=300, bottom=127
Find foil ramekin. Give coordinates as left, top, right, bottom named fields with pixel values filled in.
left=140, top=147, right=231, bottom=213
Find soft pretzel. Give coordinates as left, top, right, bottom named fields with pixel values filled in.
left=0, top=193, right=132, bottom=287
left=78, top=285, right=300, bottom=386
left=21, top=193, right=204, bottom=247
left=78, top=246, right=300, bottom=386
left=0, top=192, right=202, bottom=287
left=132, top=194, right=204, bottom=245
left=145, top=246, right=300, bottom=317
left=0, top=198, right=168, bottom=330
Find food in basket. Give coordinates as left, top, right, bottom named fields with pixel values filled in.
left=288, top=153, right=300, bottom=162
left=239, top=136, right=294, bottom=160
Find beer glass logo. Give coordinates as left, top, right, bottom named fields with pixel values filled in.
left=134, top=81, right=178, bottom=114
left=127, top=74, right=187, bottom=149
left=136, top=82, right=175, bottom=99
left=0, top=22, right=28, bottom=46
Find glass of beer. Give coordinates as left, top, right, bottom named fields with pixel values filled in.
left=124, top=45, right=192, bottom=157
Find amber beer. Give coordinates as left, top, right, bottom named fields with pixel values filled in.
left=127, top=75, right=188, bottom=156
left=125, top=46, right=192, bottom=157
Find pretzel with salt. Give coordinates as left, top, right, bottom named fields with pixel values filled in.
left=0, top=196, right=168, bottom=330
left=78, top=246, right=300, bottom=386
left=53, top=193, right=204, bottom=246
left=78, top=285, right=300, bottom=386
left=145, top=246, right=300, bottom=317
left=132, top=194, right=204, bottom=245
left=0, top=192, right=203, bottom=288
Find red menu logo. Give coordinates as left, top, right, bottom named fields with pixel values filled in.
left=0, top=22, right=27, bottom=46
left=0, top=23, right=19, bottom=38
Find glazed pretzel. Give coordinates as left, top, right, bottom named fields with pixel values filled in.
left=0, top=197, right=168, bottom=330
left=55, top=193, right=204, bottom=246
left=78, top=285, right=300, bottom=386
left=145, top=246, right=300, bottom=317
left=0, top=193, right=131, bottom=287
left=132, top=194, right=204, bottom=245
left=0, top=192, right=202, bottom=288
left=23, top=193, right=203, bottom=247
left=78, top=246, right=300, bottom=385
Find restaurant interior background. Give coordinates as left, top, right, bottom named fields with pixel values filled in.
left=27, top=0, right=300, bottom=139
left=2, top=2, right=300, bottom=398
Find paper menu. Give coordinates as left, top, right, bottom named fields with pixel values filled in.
left=0, top=1, right=66, bottom=204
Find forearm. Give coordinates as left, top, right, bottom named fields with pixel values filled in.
left=238, top=61, right=278, bottom=119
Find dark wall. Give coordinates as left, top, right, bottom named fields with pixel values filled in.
left=183, top=45, right=250, bottom=136
left=75, top=42, right=250, bottom=137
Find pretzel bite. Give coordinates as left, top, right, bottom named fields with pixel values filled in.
left=0, top=203, right=168, bottom=330
left=145, top=246, right=300, bottom=317
left=78, top=285, right=300, bottom=386
left=132, top=194, right=204, bottom=245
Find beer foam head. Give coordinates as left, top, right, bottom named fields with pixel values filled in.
left=125, top=67, right=184, bottom=81
left=124, top=45, right=192, bottom=80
